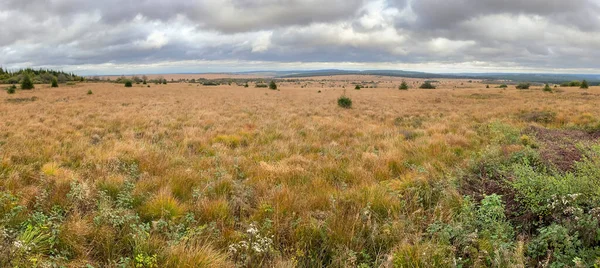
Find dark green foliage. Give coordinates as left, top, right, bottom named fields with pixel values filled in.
left=456, top=134, right=600, bottom=267
left=87, top=90, right=93, bottom=95
left=399, top=81, right=409, bottom=90
left=581, top=80, right=589, bottom=89
left=244, top=83, right=249, bottom=88
left=125, top=81, right=133, bottom=87
left=543, top=84, right=552, bottom=92
left=0, top=68, right=82, bottom=84
left=526, top=224, right=581, bottom=266
left=428, top=195, right=514, bottom=267
left=419, top=81, right=436, bottom=89
left=499, top=84, right=508, bottom=88
left=7, top=85, right=16, bottom=94
left=337, top=96, right=352, bottom=108
left=269, top=81, right=277, bottom=90
left=561, top=81, right=582, bottom=87
left=202, top=81, right=219, bottom=86
left=21, top=74, right=34, bottom=90
left=355, top=85, right=362, bottom=90
left=51, top=77, right=58, bottom=88
left=162, top=79, right=167, bottom=85
left=255, top=84, right=268, bottom=88
left=516, top=83, right=530, bottom=89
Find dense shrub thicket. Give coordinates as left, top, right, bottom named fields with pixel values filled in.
left=0, top=68, right=83, bottom=84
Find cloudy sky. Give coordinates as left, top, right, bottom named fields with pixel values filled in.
left=2, top=0, right=600, bottom=75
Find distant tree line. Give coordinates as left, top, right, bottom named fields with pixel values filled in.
left=0, top=67, right=84, bottom=84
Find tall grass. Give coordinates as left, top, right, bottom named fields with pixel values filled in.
left=0, top=80, right=599, bottom=266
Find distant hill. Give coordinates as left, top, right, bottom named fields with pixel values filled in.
left=271, top=69, right=600, bottom=83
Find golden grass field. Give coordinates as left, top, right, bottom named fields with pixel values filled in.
left=2, top=77, right=600, bottom=267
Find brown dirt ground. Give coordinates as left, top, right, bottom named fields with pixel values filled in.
left=525, top=126, right=600, bottom=172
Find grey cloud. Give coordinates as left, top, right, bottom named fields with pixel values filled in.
left=405, top=0, right=600, bottom=31
left=1, top=0, right=600, bottom=73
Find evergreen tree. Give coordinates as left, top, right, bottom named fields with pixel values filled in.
left=21, top=74, right=34, bottom=90
left=543, top=84, right=552, bottom=92
left=581, top=80, right=589, bottom=89
left=51, top=77, right=59, bottom=87
left=399, top=81, right=409, bottom=90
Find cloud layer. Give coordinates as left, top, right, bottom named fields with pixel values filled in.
left=1, top=0, right=599, bottom=74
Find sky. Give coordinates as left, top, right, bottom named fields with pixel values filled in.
left=1, top=0, right=600, bottom=75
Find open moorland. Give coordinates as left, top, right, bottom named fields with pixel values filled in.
left=2, top=76, right=600, bottom=267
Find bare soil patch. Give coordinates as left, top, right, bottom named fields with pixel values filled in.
left=526, top=126, right=600, bottom=171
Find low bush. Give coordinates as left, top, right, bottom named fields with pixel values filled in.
left=419, top=81, right=435, bottom=89
left=269, top=81, right=277, bottom=90
left=337, top=96, right=352, bottom=108
left=125, top=81, right=133, bottom=87
left=516, top=83, right=530, bottom=89
left=399, top=81, right=409, bottom=90
left=7, top=85, right=16, bottom=94
left=51, top=77, right=59, bottom=88
left=562, top=81, right=582, bottom=87
left=419, top=81, right=436, bottom=89
left=543, top=84, right=552, bottom=92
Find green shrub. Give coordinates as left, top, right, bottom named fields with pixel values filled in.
left=499, top=84, right=508, bottom=88
left=51, top=77, right=58, bottom=88
left=255, top=84, right=268, bottom=88
left=581, top=80, right=589, bottom=89
left=355, top=85, right=361, bottom=90
left=21, top=74, right=34, bottom=90
left=516, top=83, right=530, bottom=89
left=87, top=90, right=93, bottom=95
left=543, top=84, right=552, bottom=92
left=125, top=81, right=133, bottom=87
left=269, top=81, right=277, bottom=90
left=7, top=85, right=16, bottom=94
left=337, top=96, right=352, bottom=108
left=562, top=81, right=582, bottom=87
left=526, top=224, right=580, bottom=267
left=427, top=195, right=515, bottom=266
left=399, top=81, right=409, bottom=90
left=419, top=81, right=436, bottom=89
